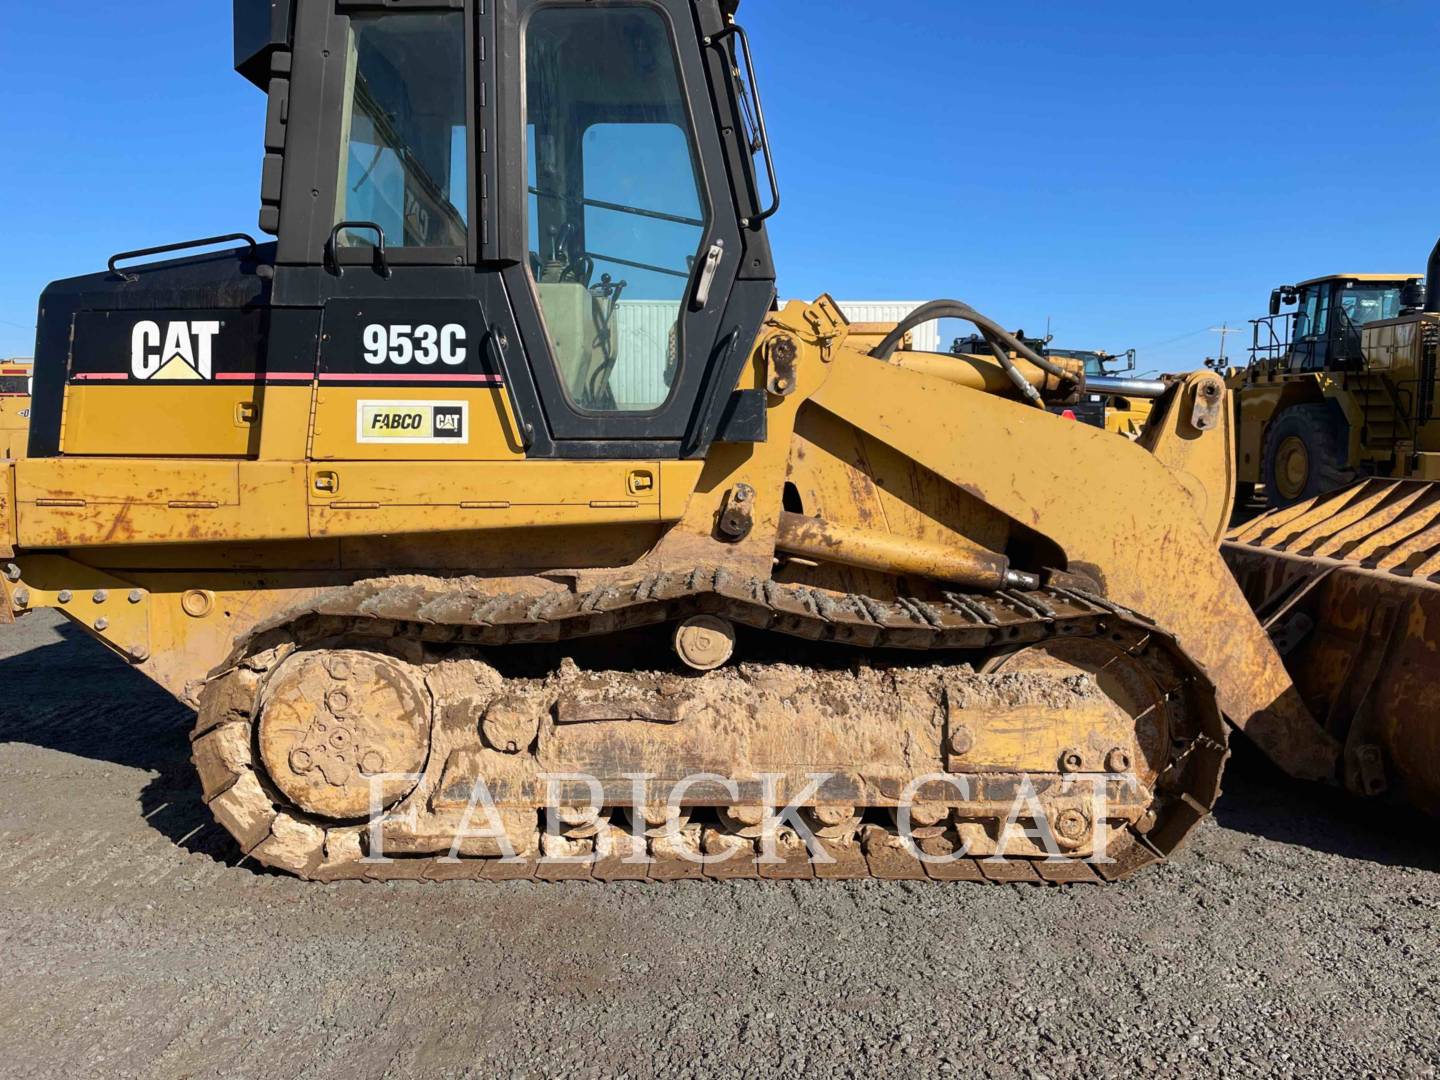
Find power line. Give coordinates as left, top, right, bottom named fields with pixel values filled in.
left=1133, top=326, right=1215, bottom=351
left=1139, top=320, right=1252, bottom=355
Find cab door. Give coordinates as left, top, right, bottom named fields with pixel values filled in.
left=492, top=0, right=758, bottom=453
left=1292, top=284, right=1333, bottom=371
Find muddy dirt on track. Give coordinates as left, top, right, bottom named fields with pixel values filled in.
left=2, top=612, right=1438, bottom=1080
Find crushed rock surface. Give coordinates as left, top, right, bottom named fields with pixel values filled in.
left=2, top=611, right=1437, bottom=1079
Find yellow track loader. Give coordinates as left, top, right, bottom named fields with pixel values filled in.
left=0, top=0, right=1364, bottom=883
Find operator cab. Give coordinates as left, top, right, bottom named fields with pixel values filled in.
left=1050, top=348, right=1137, bottom=380
left=1253, top=274, right=1420, bottom=373
left=26, top=0, right=777, bottom=463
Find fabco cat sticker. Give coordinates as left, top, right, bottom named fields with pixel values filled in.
left=356, top=400, right=468, bottom=444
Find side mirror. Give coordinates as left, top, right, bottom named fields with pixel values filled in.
left=1269, top=289, right=1284, bottom=317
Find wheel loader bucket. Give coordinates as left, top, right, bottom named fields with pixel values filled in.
left=1223, top=479, right=1440, bottom=814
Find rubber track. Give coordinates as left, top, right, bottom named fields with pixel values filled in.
left=193, top=569, right=1230, bottom=884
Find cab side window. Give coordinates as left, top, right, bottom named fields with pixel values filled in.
left=1294, top=287, right=1320, bottom=341
left=1312, top=286, right=1331, bottom=341
left=336, top=13, right=469, bottom=250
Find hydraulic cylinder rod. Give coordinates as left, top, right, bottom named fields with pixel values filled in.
left=776, top=512, right=1040, bottom=591
left=1086, top=375, right=1170, bottom=399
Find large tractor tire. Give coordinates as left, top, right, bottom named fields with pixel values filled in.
left=1261, top=403, right=1354, bottom=508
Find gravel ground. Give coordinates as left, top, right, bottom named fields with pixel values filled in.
left=1, top=610, right=1437, bottom=1080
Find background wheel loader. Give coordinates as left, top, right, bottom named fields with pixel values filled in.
left=0, top=358, right=31, bottom=460
left=1224, top=236, right=1440, bottom=821
left=0, top=0, right=1365, bottom=883
left=1231, top=258, right=1440, bottom=509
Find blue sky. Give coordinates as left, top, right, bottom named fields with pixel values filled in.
left=2, top=0, right=1439, bottom=372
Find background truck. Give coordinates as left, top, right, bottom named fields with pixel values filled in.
left=953, top=333, right=1151, bottom=436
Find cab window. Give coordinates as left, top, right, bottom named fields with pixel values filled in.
left=524, top=6, right=709, bottom=413
left=1294, top=286, right=1320, bottom=341
left=1312, top=286, right=1331, bottom=340
left=1340, top=283, right=1405, bottom=328
left=336, top=14, right=469, bottom=250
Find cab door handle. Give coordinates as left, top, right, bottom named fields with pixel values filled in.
left=693, top=240, right=726, bottom=310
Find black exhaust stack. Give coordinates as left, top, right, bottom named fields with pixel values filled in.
left=234, top=0, right=294, bottom=89
left=1426, top=236, right=1440, bottom=314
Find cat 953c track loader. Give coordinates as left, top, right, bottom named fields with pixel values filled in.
left=0, top=0, right=1353, bottom=883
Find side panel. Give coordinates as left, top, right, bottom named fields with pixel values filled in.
left=57, top=308, right=297, bottom=458
left=310, top=387, right=522, bottom=461
left=306, top=460, right=679, bottom=537
left=16, top=460, right=310, bottom=547
left=12, top=456, right=698, bottom=548
left=0, top=399, right=30, bottom=460
left=310, top=297, right=524, bottom=461
left=62, top=387, right=258, bottom=457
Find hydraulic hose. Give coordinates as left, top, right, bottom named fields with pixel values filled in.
left=869, top=299, right=1074, bottom=407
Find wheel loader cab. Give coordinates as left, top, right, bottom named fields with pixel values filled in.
left=1255, top=276, right=1415, bottom=374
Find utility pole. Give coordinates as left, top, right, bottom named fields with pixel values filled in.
left=1208, top=322, right=1242, bottom=366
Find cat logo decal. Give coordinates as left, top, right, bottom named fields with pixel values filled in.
left=130, top=321, right=222, bottom=381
